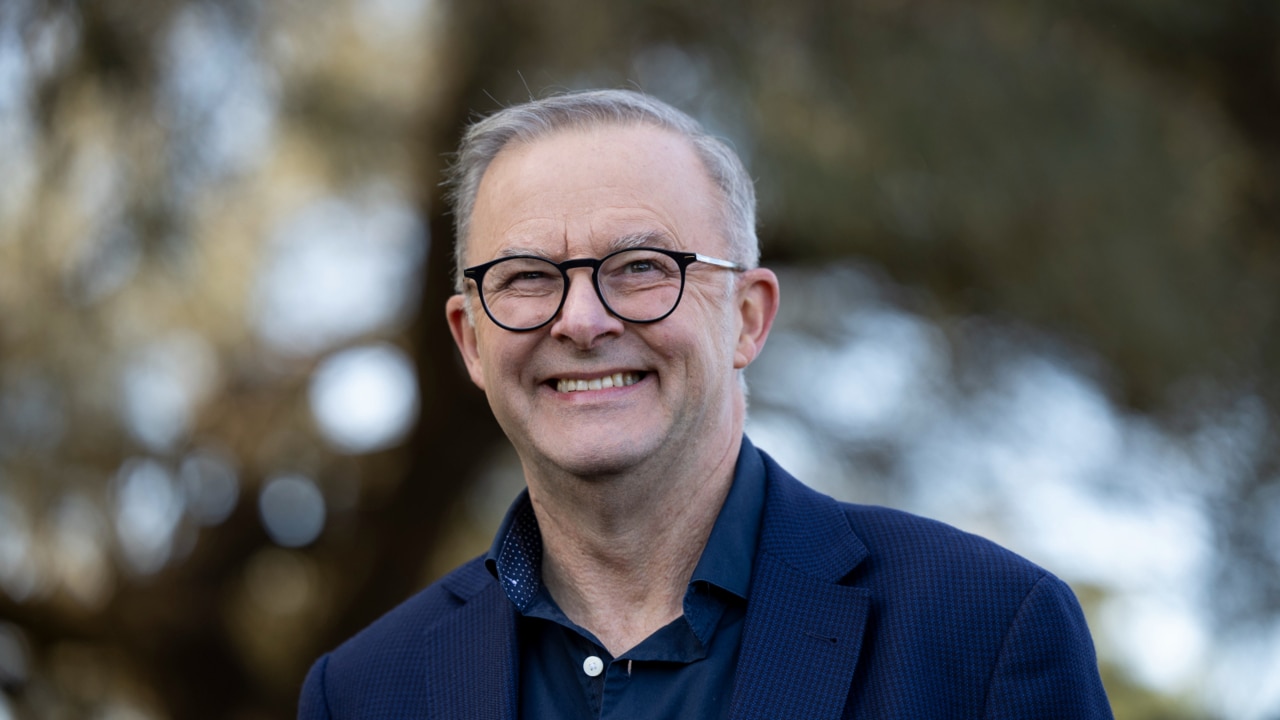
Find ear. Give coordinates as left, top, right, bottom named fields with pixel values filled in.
left=446, top=293, right=487, bottom=391
left=733, top=268, right=780, bottom=370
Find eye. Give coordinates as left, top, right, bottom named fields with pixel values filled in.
left=484, top=258, right=561, bottom=296
left=623, top=259, right=655, bottom=274
left=600, top=250, right=678, bottom=286
left=504, top=269, right=557, bottom=292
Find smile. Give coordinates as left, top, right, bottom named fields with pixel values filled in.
left=555, top=372, right=644, bottom=393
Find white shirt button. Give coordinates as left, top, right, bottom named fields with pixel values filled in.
left=583, top=655, right=604, bottom=677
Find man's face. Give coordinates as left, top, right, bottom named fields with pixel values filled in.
left=446, top=124, right=774, bottom=478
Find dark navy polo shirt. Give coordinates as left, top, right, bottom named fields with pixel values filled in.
left=485, top=437, right=767, bottom=719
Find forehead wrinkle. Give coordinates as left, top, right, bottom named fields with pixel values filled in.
left=497, top=231, right=676, bottom=262
left=483, top=219, right=571, bottom=261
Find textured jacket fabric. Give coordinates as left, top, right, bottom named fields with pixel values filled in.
left=298, top=449, right=1114, bottom=719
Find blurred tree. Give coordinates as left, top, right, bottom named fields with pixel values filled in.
left=0, top=0, right=1277, bottom=717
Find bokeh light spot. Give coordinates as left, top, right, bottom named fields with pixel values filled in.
left=0, top=368, right=67, bottom=455
left=258, top=475, right=325, bottom=548
left=252, top=191, right=426, bottom=355
left=309, top=343, right=419, bottom=454
left=119, top=333, right=219, bottom=453
left=243, top=548, right=317, bottom=617
left=0, top=493, right=38, bottom=602
left=113, top=459, right=185, bottom=575
left=51, top=494, right=113, bottom=606
left=180, top=449, right=240, bottom=526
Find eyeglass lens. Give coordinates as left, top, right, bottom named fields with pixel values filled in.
left=479, top=249, right=684, bottom=329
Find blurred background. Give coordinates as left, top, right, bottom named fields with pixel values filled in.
left=1, top=0, right=1278, bottom=717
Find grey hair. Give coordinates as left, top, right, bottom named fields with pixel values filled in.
left=444, top=89, right=759, bottom=292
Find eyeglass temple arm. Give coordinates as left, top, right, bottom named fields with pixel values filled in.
left=692, top=253, right=747, bottom=271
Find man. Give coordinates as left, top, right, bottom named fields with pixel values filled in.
left=299, top=89, right=1113, bottom=719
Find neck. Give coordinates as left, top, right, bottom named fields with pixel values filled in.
left=524, top=431, right=743, bottom=656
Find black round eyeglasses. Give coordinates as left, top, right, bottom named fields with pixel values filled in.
left=462, top=247, right=745, bottom=332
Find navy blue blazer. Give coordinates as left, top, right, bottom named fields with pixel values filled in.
left=299, top=450, right=1113, bottom=719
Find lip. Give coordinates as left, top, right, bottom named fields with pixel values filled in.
left=549, top=368, right=641, bottom=381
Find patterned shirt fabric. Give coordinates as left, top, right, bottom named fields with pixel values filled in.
left=484, top=439, right=767, bottom=720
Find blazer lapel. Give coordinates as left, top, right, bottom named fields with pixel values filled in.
left=422, top=576, right=519, bottom=720
left=730, top=555, right=871, bottom=720
left=729, top=451, right=872, bottom=720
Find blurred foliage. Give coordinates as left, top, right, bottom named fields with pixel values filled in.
left=1101, top=663, right=1212, bottom=720
left=0, top=0, right=1277, bottom=717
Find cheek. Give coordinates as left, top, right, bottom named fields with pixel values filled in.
left=686, top=302, right=738, bottom=361
left=659, top=323, right=730, bottom=377
left=477, top=332, right=538, bottom=384
left=479, top=342, right=511, bottom=382
left=468, top=329, right=504, bottom=387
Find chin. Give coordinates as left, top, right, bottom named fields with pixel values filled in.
left=531, top=432, right=657, bottom=478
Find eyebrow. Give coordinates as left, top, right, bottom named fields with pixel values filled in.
left=609, top=231, right=674, bottom=252
left=495, top=245, right=551, bottom=259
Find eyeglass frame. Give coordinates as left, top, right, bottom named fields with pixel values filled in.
left=462, top=246, right=747, bottom=332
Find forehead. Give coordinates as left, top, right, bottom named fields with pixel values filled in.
left=466, top=124, right=723, bottom=261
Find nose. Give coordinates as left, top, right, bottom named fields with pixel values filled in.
left=549, top=268, right=624, bottom=348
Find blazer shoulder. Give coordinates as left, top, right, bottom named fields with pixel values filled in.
left=318, top=555, right=493, bottom=678
left=847, top=503, right=1046, bottom=572
left=757, top=446, right=1054, bottom=593
left=837, top=501, right=1065, bottom=620
left=300, top=555, right=521, bottom=718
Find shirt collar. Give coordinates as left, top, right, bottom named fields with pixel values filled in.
left=485, top=490, right=541, bottom=611
left=485, top=435, right=767, bottom=610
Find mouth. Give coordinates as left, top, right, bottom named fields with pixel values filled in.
left=553, top=371, right=645, bottom=394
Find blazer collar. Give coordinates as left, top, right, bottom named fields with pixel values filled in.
left=754, top=447, right=869, bottom=581
left=418, top=445, right=872, bottom=720
left=729, top=447, right=873, bottom=720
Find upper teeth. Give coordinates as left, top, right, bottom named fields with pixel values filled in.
left=556, top=372, right=641, bottom=393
